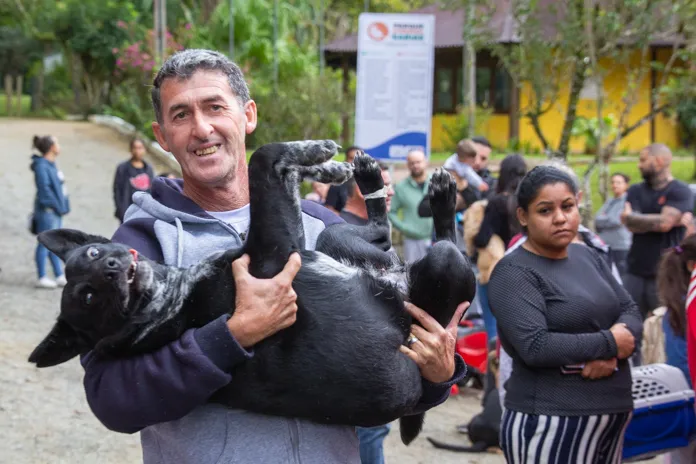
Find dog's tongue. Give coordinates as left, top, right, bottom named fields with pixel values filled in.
left=129, top=249, right=138, bottom=262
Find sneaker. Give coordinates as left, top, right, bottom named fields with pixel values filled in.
left=36, top=277, right=57, bottom=289
left=55, top=275, right=67, bottom=287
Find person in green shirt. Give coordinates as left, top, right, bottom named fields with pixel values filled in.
left=389, top=149, right=434, bottom=263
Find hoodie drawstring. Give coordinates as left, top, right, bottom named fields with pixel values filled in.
left=175, top=217, right=184, bottom=267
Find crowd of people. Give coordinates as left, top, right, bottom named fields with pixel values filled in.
left=27, top=47, right=696, bottom=464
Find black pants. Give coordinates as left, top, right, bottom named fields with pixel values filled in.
left=623, top=273, right=659, bottom=319
left=610, top=249, right=629, bottom=278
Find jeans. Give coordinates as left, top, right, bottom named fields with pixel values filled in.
left=34, top=209, right=63, bottom=279
left=356, top=424, right=391, bottom=464
left=477, top=282, right=496, bottom=341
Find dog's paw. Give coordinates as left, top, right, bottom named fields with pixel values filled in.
left=428, top=168, right=457, bottom=218
left=283, top=140, right=341, bottom=167
left=299, top=160, right=354, bottom=185
left=353, top=151, right=384, bottom=195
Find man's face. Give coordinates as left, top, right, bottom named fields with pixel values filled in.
left=638, top=149, right=659, bottom=182
left=345, top=149, right=359, bottom=164
left=475, top=143, right=492, bottom=170
left=406, top=151, right=427, bottom=178
left=381, top=170, right=394, bottom=212
left=152, top=70, right=257, bottom=187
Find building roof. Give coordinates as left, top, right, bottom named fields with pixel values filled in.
left=324, top=1, right=681, bottom=54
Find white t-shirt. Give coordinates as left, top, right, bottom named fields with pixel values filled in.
left=442, top=154, right=483, bottom=188
left=206, top=205, right=251, bottom=238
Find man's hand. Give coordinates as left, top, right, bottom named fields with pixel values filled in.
left=681, top=212, right=696, bottom=237
left=609, top=323, right=635, bottom=359
left=399, top=301, right=470, bottom=383
left=581, top=358, right=617, bottom=380
left=227, top=253, right=302, bottom=348
left=478, top=182, right=489, bottom=192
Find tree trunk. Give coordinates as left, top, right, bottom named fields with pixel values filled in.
left=4, top=74, right=13, bottom=116
left=581, top=159, right=598, bottom=228
left=598, top=153, right=610, bottom=202
left=527, top=111, right=551, bottom=153
left=557, top=59, right=587, bottom=158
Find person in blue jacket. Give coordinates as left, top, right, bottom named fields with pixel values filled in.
left=31, top=134, right=70, bottom=289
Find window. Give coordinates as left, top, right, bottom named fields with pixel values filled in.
left=434, top=59, right=511, bottom=114
left=435, top=68, right=455, bottom=112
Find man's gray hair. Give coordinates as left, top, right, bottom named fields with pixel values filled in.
left=151, top=49, right=251, bottom=123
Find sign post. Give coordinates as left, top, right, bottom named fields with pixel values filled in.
left=354, top=13, right=435, bottom=163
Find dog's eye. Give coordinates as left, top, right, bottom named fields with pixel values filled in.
left=87, top=247, right=99, bottom=259
left=83, top=293, right=93, bottom=306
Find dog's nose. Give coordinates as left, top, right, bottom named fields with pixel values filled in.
left=106, top=257, right=119, bottom=268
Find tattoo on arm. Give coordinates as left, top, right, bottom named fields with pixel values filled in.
left=624, top=206, right=682, bottom=233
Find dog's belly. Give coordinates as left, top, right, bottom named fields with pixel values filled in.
left=210, top=261, right=423, bottom=426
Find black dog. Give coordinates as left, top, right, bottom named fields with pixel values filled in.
left=29, top=140, right=475, bottom=444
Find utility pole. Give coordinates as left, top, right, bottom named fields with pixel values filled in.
left=273, top=0, right=279, bottom=92
left=462, top=0, right=476, bottom=135
left=229, top=0, right=235, bottom=60
left=154, top=0, right=167, bottom=67
left=318, top=0, right=324, bottom=75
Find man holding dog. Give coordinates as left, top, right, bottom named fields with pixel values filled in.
left=79, top=49, right=467, bottom=463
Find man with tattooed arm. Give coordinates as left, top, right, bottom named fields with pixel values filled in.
left=621, top=143, right=694, bottom=319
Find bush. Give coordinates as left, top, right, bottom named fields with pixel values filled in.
left=440, top=105, right=493, bottom=149
left=250, top=68, right=350, bottom=147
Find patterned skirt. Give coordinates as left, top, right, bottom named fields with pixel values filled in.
left=500, top=409, right=632, bottom=464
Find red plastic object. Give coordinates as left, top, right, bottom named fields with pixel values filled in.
left=456, top=331, right=488, bottom=375
left=450, top=384, right=460, bottom=396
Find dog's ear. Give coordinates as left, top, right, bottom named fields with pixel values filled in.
left=38, top=229, right=111, bottom=261
left=28, top=319, right=89, bottom=367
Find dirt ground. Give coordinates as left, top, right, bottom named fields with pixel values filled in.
left=0, top=119, right=504, bottom=464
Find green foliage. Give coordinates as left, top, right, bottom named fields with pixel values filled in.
left=676, top=99, right=696, bottom=147
left=251, top=69, right=350, bottom=146
left=571, top=115, right=618, bottom=155
left=440, top=105, right=493, bottom=150
left=0, top=27, right=42, bottom=76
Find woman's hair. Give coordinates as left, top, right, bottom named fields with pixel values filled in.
left=657, top=234, right=696, bottom=336
left=130, top=137, right=146, bottom=150
left=33, top=135, right=55, bottom=155
left=516, top=165, right=579, bottom=212
left=497, top=154, right=527, bottom=194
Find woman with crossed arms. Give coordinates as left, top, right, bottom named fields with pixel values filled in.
left=489, top=165, right=642, bottom=463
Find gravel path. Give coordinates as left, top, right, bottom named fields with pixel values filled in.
left=0, top=119, right=503, bottom=464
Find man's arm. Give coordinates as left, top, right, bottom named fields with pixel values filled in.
left=621, top=203, right=683, bottom=234
left=81, top=316, right=251, bottom=433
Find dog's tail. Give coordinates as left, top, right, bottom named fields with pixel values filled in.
left=426, top=437, right=490, bottom=453
left=399, top=413, right=425, bottom=445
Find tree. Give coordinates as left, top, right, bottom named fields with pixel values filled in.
left=460, top=0, right=696, bottom=165
left=581, top=0, right=696, bottom=208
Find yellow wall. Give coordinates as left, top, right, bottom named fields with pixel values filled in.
left=431, top=113, right=509, bottom=152
left=431, top=50, right=681, bottom=154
